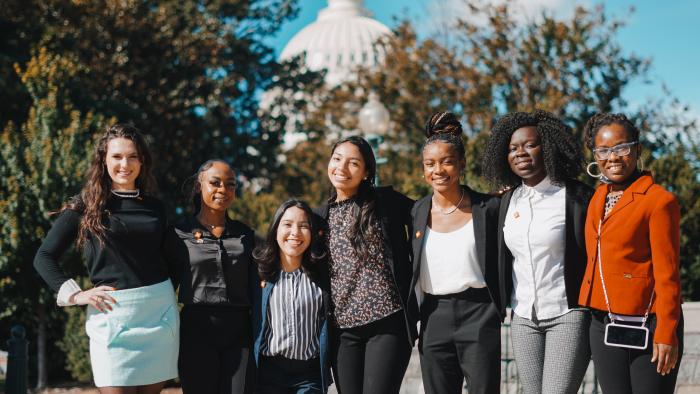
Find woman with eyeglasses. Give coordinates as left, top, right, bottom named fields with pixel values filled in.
left=579, top=113, right=683, bottom=393
left=168, top=159, right=257, bottom=393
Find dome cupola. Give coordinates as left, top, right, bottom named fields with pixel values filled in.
left=279, top=0, right=392, bottom=86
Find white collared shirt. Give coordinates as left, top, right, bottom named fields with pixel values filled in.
left=504, top=176, right=569, bottom=320
left=420, top=219, right=486, bottom=295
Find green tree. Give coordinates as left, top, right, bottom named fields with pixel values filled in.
left=0, top=48, right=106, bottom=387
left=261, top=2, right=699, bottom=298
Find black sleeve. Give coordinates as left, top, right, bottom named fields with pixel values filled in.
left=33, top=209, right=81, bottom=292
left=161, top=225, right=185, bottom=290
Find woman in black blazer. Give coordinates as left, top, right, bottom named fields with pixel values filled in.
left=483, top=110, right=593, bottom=394
left=316, top=136, right=416, bottom=394
left=410, top=112, right=502, bottom=394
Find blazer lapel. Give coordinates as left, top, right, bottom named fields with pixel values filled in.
left=470, top=189, right=487, bottom=275
left=412, top=195, right=431, bottom=280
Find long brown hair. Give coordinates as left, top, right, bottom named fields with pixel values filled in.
left=62, top=124, right=156, bottom=246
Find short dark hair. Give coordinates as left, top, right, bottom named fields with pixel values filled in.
left=483, top=110, right=583, bottom=189
left=253, top=199, right=326, bottom=281
left=583, top=113, right=640, bottom=151
left=188, top=159, right=234, bottom=214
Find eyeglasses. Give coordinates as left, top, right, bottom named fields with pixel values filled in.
left=593, top=141, right=638, bottom=160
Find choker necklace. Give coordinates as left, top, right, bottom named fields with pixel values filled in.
left=111, top=189, right=140, bottom=198
left=433, top=188, right=465, bottom=215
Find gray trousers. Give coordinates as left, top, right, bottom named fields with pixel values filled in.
left=510, top=309, right=591, bottom=394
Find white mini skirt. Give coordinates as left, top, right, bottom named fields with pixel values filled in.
left=85, top=279, right=179, bottom=387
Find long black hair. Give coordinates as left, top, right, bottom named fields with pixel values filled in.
left=253, top=199, right=326, bottom=281
left=328, top=136, right=377, bottom=261
left=482, top=110, right=583, bottom=189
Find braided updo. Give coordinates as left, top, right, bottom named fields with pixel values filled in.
left=583, top=113, right=640, bottom=151
left=423, top=111, right=465, bottom=161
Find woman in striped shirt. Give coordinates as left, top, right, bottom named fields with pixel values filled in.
left=252, top=199, right=332, bottom=394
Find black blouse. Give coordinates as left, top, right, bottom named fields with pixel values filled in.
left=33, top=195, right=171, bottom=292
left=168, top=215, right=256, bottom=306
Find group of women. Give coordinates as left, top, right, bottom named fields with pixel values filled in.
left=33, top=109, right=682, bottom=394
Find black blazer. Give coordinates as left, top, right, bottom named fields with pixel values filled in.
left=410, top=186, right=504, bottom=320
left=497, top=179, right=593, bottom=317
left=315, top=186, right=418, bottom=345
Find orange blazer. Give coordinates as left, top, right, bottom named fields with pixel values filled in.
left=578, top=173, right=681, bottom=346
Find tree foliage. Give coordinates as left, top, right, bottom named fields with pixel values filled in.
left=0, top=0, right=308, bottom=384
left=263, top=2, right=699, bottom=299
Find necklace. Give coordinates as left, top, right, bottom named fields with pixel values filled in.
left=111, top=189, right=140, bottom=198
left=197, top=215, right=225, bottom=230
left=433, top=188, right=465, bottom=215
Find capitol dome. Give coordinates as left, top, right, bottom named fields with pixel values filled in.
left=280, top=0, right=393, bottom=86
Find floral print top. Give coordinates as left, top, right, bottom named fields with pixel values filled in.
left=327, top=198, right=402, bottom=328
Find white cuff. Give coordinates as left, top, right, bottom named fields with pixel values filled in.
left=56, top=279, right=82, bottom=306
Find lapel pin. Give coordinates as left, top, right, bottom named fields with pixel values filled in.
left=260, top=280, right=267, bottom=288
left=513, top=211, right=520, bottom=219
left=415, top=231, right=422, bottom=238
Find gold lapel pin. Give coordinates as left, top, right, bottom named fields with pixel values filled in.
left=415, top=231, right=422, bottom=238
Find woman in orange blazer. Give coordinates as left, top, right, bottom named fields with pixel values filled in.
left=578, top=113, right=682, bottom=394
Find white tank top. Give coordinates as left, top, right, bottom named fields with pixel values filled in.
left=419, top=219, right=486, bottom=295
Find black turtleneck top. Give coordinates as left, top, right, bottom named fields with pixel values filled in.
left=33, top=195, right=171, bottom=292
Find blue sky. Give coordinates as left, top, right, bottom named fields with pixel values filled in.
left=266, top=0, right=700, bottom=118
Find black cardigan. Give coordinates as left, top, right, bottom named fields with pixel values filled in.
left=315, top=185, right=418, bottom=345
left=410, top=186, right=504, bottom=320
left=497, top=178, right=594, bottom=317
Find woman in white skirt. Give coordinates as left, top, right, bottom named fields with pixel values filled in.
left=34, top=124, right=179, bottom=393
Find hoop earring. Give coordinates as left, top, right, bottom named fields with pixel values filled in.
left=586, top=162, right=602, bottom=179
left=637, top=157, right=645, bottom=172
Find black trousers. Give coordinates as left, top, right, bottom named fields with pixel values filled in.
left=179, top=305, right=255, bottom=394
left=590, top=311, right=684, bottom=394
left=419, top=288, right=501, bottom=394
left=333, top=311, right=412, bottom=394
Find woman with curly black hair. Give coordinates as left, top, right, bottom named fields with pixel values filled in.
left=251, top=199, right=332, bottom=393
left=411, top=112, right=503, bottom=394
left=483, top=110, right=593, bottom=394
left=578, top=113, right=682, bottom=393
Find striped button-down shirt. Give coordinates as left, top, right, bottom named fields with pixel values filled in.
left=261, top=268, right=323, bottom=360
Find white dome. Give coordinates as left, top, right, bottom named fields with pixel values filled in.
left=280, top=0, right=392, bottom=86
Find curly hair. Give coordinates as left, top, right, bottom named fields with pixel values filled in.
left=253, top=199, right=327, bottom=282
left=422, top=111, right=465, bottom=162
left=328, top=136, right=377, bottom=262
left=61, top=123, right=156, bottom=246
left=482, top=110, right=583, bottom=189
left=583, top=113, right=640, bottom=151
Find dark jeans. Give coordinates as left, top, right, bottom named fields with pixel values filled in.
left=256, top=355, right=323, bottom=394
left=179, top=305, right=255, bottom=394
left=419, top=288, right=501, bottom=394
left=333, top=311, right=412, bottom=394
left=590, top=311, right=684, bottom=394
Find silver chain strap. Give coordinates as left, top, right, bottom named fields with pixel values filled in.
left=596, top=219, right=655, bottom=325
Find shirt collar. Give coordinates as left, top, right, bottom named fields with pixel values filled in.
left=520, top=176, right=555, bottom=197
left=281, top=268, right=303, bottom=278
